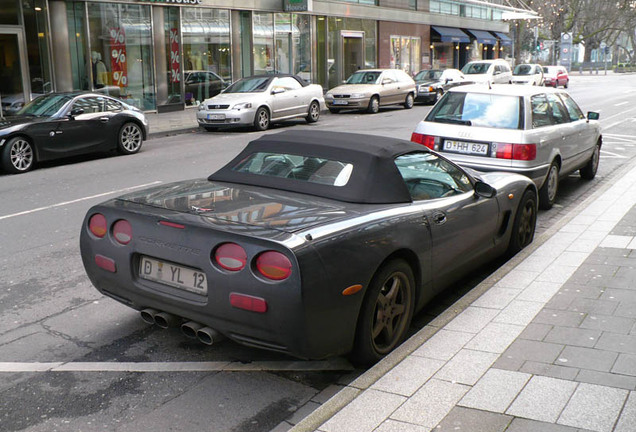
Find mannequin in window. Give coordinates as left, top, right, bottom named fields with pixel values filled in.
left=91, top=51, right=108, bottom=89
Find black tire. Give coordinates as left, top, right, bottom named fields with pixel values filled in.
left=367, top=96, right=380, bottom=114
left=507, top=189, right=537, bottom=255
left=351, top=259, right=415, bottom=366
left=328, top=107, right=340, bottom=114
left=253, top=107, right=270, bottom=131
left=404, top=93, right=414, bottom=109
left=117, top=122, right=143, bottom=155
left=1, top=136, right=35, bottom=174
left=306, top=101, right=320, bottom=123
left=580, top=142, right=600, bottom=180
left=563, top=80, right=569, bottom=89
left=539, top=161, right=559, bottom=210
left=203, top=126, right=218, bottom=132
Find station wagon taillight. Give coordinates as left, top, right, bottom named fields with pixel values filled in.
left=411, top=132, right=436, bottom=150
left=214, top=243, right=247, bottom=271
left=113, top=220, right=132, bottom=245
left=496, top=143, right=537, bottom=161
left=89, top=214, right=107, bottom=238
left=256, top=251, right=292, bottom=280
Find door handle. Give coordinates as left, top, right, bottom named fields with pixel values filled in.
left=99, top=117, right=110, bottom=123
left=432, top=211, right=447, bottom=225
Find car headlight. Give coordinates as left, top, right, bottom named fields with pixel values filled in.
left=198, top=103, right=206, bottom=111
left=232, top=102, right=252, bottom=110
left=325, top=93, right=333, bottom=99
left=350, top=93, right=365, bottom=99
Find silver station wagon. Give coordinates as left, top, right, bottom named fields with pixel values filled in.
left=411, top=84, right=601, bottom=209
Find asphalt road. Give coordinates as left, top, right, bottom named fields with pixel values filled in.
left=1, top=73, right=635, bottom=432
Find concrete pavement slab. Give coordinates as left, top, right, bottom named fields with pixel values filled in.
left=506, top=376, right=578, bottom=423
left=371, top=356, right=445, bottom=397
left=614, top=392, right=636, bottom=432
left=411, top=329, right=474, bottom=361
left=493, top=300, right=544, bottom=326
left=434, top=406, right=512, bottom=432
left=458, top=369, right=531, bottom=413
left=433, top=349, right=499, bottom=386
left=557, top=383, right=628, bottom=432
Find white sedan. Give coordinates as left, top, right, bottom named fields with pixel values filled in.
left=197, top=75, right=324, bottom=131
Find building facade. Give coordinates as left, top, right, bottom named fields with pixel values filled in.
left=1, top=0, right=520, bottom=113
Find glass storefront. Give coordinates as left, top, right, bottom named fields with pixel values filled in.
left=181, top=8, right=231, bottom=106
left=23, top=0, right=52, bottom=95
left=87, top=3, right=155, bottom=110
left=67, top=2, right=89, bottom=91
left=164, top=8, right=181, bottom=105
left=326, top=17, right=376, bottom=89
left=390, top=36, right=421, bottom=76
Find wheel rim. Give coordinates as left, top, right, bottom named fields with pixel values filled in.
left=370, top=98, right=379, bottom=112
left=121, top=124, right=142, bottom=152
left=547, top=165, right=558, bottom=202
left=371, top=271, right=410, bottom=354
left=258, top=110, right=269, bottom=128
left=310, top=102, right=319, bottom=120
left=517, top=199, right=536, bottom=247
left=10, top=139, right=33, bottom=171
left=406, top=94, right=413, bottom=107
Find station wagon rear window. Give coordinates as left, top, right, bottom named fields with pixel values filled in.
left=426, top=92, right=522, bottom=130
left=232, top=152, right=354, bottom=187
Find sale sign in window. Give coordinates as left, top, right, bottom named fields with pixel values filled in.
left=170, top=28, right=180, bottom=83
left=110, top=27, right=128, bottom=87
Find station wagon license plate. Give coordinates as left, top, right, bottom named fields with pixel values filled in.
left=332, top=100, right=348, bottom=105
left=207, top=114, right=225, bottom=120
left=139, top=256, right=207, bottom=295
left=443, top=140, right=489, bottom=156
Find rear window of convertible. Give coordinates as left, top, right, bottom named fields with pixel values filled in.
left=232, top=152, right=354, bottom=187
left=427, top=92, right=522, bottom=130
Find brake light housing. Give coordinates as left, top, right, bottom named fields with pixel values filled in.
left=88, top=213, right=107, bottom=238
left=411, top=132, right=436, bottom=150
left=495, top=143, right=536, bottom=161
left=214, top=243, right=247, bottom=271
left=255, top=251, right=292, bottom=280
left=112, top=219, right=132, bottom=245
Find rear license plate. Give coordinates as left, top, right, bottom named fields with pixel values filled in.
left=332, top=100, right=348, bottom=105
left=207, top=114, right=225, bottom=120
left=443, top=140, right=489, bottom=156
left=139, top=256, right=207, bottom=295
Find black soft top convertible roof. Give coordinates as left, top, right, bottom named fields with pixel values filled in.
left=208, top=130, right=428, bottom=204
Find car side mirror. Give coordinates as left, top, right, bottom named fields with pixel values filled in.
left=587, top=111, right=600, bottom=121
left=445, top=78, right=451, bottom=83
left=382, top=78, right=392, bottom=85
left=69, top=108, right=84, bottom=118
left=271, top=87, right=286, bottom=95
left=474, top=181, right=496, bottom=198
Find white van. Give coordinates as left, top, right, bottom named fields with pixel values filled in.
left=461, top=59, right=512, bottom=85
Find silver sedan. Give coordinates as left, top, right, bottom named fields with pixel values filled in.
left=196, top=75, right=324, bottom=131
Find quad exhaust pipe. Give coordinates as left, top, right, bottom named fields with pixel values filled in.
left=141, top=310, right=225, bottom=345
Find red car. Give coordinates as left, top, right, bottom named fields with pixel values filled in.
left=542, top=65, right=569, bottom=88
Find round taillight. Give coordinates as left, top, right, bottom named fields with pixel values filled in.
left=89, top=214, right=107, bottom=238
left=113, top=219, right=132, bottom=245
left=214, top=243, right=247, bottom=271
left=256, top=251, right=292, bottom=281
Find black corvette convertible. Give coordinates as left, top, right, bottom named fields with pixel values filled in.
left=80, top=130, right=537, bottom=364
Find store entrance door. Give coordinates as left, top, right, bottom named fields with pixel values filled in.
left=342, top=31, right=364, bottom=81
left=0, top=29, right=30, bottom=117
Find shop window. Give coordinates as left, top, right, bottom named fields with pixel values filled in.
left=0, top=0, right=19, bottom=24
left=182, top=8, right=231, bottom=106
left=390, top=36, right=421, bottom=76
left=67, top=2, right=89, bottom=91
left=22, top=0, right=52, bottom=95
left=293, top=14, right=311, bottom=82
left=165, top=7, right=181, bottom=105
left=88, top=3, right=156, bottom=110
left=253, top=12, right=274, bottom=75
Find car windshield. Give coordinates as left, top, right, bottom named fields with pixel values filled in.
left=346, top=71, right=381, bottom=84
left=415, top=70, right=443, bottom=81
left=426, top=92, right=522, bottom=130
left=461, top=63, right=490, bottom=75
left=17, top=93, right=73, bottom=117
left=232, top=152, right=354, bottom=187
left=223, top=77, right=271, bottom=93
left=514, top=65, right=533, bottom=75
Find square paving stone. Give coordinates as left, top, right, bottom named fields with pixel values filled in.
left=373, top=419, right=430, bottom=432
left=464, top=322, right=524, bottom=354
left=567, top=298, right=620, bottom=315
left=320, top=389, right=406, bottom=432
left=600, top=288, right=636, bottom=303
left=412, top=329, right=474, bottom=361
left=614, top=391, right=636, bottom=432
left=556, top=346, right=618, bottom=372
left=505, top=418, right=579, bottom=432
left=434, top=349, right=498, bottom=386
left=544, top=327, right=602, bottom=348
left=612, top=353, right=636, bottom=377
left=576, top=369, right=636, bottom=390
left=533, top=310, right=587, bottom=327
left=615, top=302, right=636, bottom=319
left=506, top=376, right=578, bottom=423
left=443, top=307, right=499, bottom=334
left=391, top=379, right=469, bottom=428
left=595, top=332, right=636, bottom=354
left=472, top=287, right=521, bottom=310
left=494, top=270, right=539, bottom=289
left=557, top=383, right=629, bottom=432
left=518, top=323, right=553, bottom=341
left=580, top=314, right=635, bottom=335
left=559, top=283, right=605, bottom=300
left=372, top=356, right=445, bottom=397
left=459, top=369, right=531, bottom=413
left=519, top=361, right=579, bottom=381
left=493, top=300, right=545, bottom=326
left=500, top=339, right=565, bottom=365
left=434, top=406, right=512, bottom=432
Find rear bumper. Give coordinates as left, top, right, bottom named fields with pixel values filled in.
left=453, top=160, right=550, bottom=188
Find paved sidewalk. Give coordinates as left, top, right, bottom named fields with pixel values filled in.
left=289, top=161, right=636, bottom=431
left=146, top=107, right=199, bottom=138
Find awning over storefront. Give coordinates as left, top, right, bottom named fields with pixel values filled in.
left=465, top=29, right=497, bottom=45
left=431, top=26, right=470, bottom=43
left=492, top=31, right=513, bottom=46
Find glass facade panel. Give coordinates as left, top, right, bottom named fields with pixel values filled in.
left=0, top=33, right=23, bottom=116
left=88, top=3, right=155, bottom=110
left=391, top=36, right=421, bottom=76
left=327, top=17, right=376, bottom=89
left=165, top=8, right=181, bottom=104
left=253, top=12, right=274, bottom=75
left=0, top=0, right=20, bottom=25
left=275, top=13, right=292, bottom=74
left=23, top=0, right=52, bottom=95
left=293, top=14, right=311, bottom=81
left=67, top=2, right=89, bottom=91
left=182, top=8, right=230, bottom=105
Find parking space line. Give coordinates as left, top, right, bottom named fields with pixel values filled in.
left=600, top=149, right=628, bottom=159
left=0, top=181, right=162, bottom=221
left=0, top=359, right=353, bottom=373
left=615, top=101, right=630, bottom=107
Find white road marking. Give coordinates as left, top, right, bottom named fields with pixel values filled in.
left=0, top=359, right=353, bottom=373
left=0, top=181, right=162, bottom=221
left=600, top=149, right=628, bottom=159
left=615, top=101, right=630, bottom=107
left=604, top=133, right=636, bottom=139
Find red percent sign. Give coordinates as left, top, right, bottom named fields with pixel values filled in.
left=110, top=27, right=128, bottom=87
left=170, top=28, right=180, bottom=83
